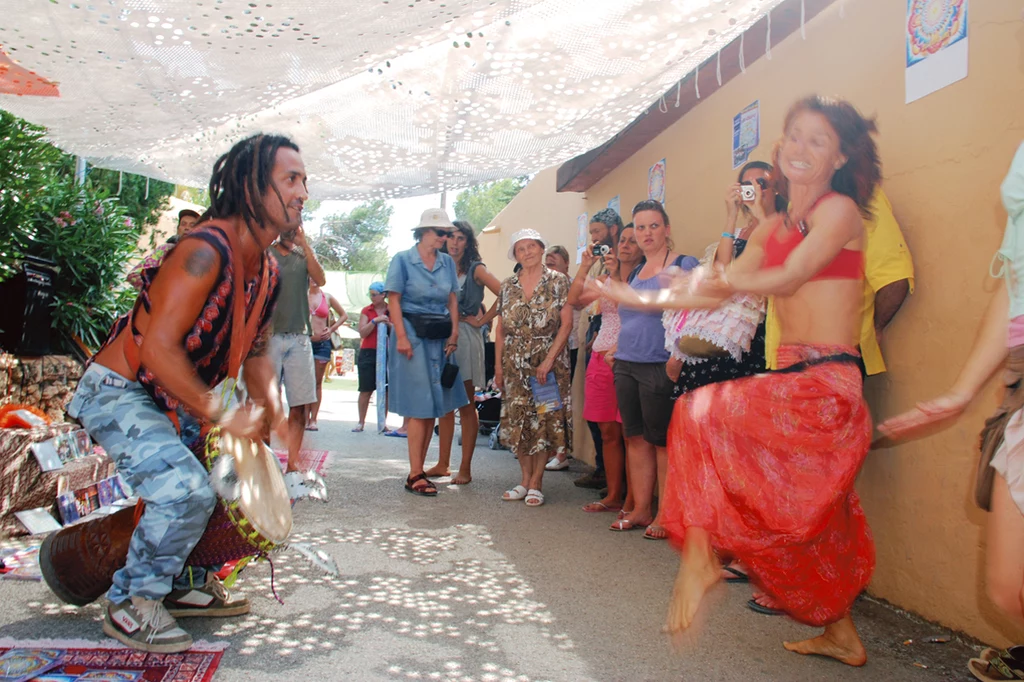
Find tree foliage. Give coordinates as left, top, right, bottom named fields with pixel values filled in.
left=311, top=199, right=393, bottom=273
left=0, top=110, right=162, bottom=348
left=452, top=177, right=528, bottom=232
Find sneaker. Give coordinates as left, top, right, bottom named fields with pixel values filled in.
left=165, top=575, right=250, bottom=618
left=545, top=457, right=569, bottom=471
left=103, top=597, right=193, bottom=653
left=574, top=471, right=607, bottom=489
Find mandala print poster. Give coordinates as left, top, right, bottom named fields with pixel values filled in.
left=905, top=0, right=968, bottom=104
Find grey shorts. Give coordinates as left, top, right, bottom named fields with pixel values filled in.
left=270, top=333, right=318, bottom=408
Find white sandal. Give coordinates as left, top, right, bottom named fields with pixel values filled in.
left=524, top=489, right=544, bottom=507
left=502, top=485, right=528, bottom=501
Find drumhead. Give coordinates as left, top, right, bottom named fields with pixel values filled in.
left=221, top=431, right=293, bottom=544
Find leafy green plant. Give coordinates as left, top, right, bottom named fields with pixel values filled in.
left=27, top=183, right=143, bottom=347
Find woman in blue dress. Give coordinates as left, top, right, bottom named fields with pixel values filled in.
left=385, top=208, right=469, bottom=496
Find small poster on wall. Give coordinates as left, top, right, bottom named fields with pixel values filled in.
left=905, top=0, right=968, bottom=104
left=732, top=100, right=760, bottom=169
left=607, top=195, right=620, bottom=219
left=576, top=212, right=589, bottom=264
left=647, top=159, right=666, bottom=205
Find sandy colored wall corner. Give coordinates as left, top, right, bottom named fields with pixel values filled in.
left=494, top=0, right=1024, bottom=644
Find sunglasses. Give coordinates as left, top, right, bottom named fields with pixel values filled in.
left=432, top=228, right=453, bottom=237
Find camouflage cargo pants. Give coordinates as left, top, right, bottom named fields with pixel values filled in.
left=68, top=364, right=217, bottom=602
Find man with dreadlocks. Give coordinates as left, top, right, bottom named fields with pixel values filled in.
left=67, top=133, right=306, bottom=653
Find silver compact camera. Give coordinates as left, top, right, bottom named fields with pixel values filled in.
left=740, top=185, right=757, bottom=202
left=591, top=244, right=611, bottom=256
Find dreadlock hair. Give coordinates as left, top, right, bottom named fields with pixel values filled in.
left=442, top=220, right=483, bottom=274
left=204, top=133, right=301, bottom=234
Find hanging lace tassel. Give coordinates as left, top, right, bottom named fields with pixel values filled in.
left=144, top=177, right=150, bottom=200
left=716, top=50, right=722, bottom=86
left=766, top=10, right=773, bottom=60
left=739, top=33, right=746, bottom=73
left=801, top=0, right=806, bottom=39
left=658, top=95, right=668, bottom=113
left=694, top=63, right=700, bottom=99
left=117, top=171, right=123, bottom=195
left=675, top=80, right=681, bottom=107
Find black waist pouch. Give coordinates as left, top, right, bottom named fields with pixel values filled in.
left=407, top=313, right=452, bottom=340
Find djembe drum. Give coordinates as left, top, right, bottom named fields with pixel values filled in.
left=663, top=242, right=766, bottom=364
left=39, top=428, right=292, bottom=606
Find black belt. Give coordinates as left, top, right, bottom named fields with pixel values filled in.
left=770, top=352, right=861, bottom=374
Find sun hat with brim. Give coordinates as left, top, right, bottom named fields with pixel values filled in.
left=412, top=208, right=456, bottom=231
left=507, top=228, right=548, bottom=261
left=178, top=208, right=201, bottom=220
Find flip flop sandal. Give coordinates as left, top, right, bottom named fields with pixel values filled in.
left=525, top=489, right=545, bottom=507
left=502, top=485, right=528, bottom=501
left=609, top=518, right=650, bottom=532
left=384, top=430, right=408, bottom=438
left=722, top=565, right=750, bottom=584
left=405, top=473, right=438, bottom=497
left=582, top=501, right=623, bottom=513
left=969, top=654, right=1024, bottom=681
left=643, top=525, right=668, bottom=541
left=746, top=598, right=785, bottom=616
left=351, top=425, right=365, bottom=432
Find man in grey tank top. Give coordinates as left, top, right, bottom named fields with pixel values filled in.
left=269, top=224, right=326, bottom=490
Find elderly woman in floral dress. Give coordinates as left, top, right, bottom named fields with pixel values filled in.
left=494, top=229, right=574, bottom=507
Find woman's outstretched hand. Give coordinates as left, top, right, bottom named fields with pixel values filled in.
left=876, top=391, right=973, bottom=441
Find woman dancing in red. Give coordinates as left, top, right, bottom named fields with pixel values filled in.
left=594, top=95, right=880, bottom=666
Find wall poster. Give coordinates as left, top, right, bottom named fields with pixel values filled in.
left=647, top=159, right=666, bottom=205
left=576, top=212, right=589, bottom=264
left=732, top=100, right=760, bottom=169
left=905, top=0, right=968, bottom=104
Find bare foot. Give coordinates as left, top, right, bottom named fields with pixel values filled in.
left=423, top=465, right=451, bottom=478
left=665, top=529, right=720, bottom=635
left=783, top=616, right=867, bottom=667
left=451, top=471, right=472, bottom=485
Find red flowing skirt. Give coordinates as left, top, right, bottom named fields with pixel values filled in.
left=663, top=344, right=874, bottom=626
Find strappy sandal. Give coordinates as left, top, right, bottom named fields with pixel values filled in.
left=722, top=565, right=750, bottom=584
left=524, top=489, right=544, bottom=507
left=970, top=647, right=1024, bottom=681
left=405, top=473, right=437, bottom=497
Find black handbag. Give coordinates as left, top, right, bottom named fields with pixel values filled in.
left=407, top=313, right=452, bottom=340
left=440, top=355, right=460, bottom=389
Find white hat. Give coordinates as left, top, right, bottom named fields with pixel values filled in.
left=413, top=208, right=456, bottom=231
left=507, top=228, right=548, bottom=261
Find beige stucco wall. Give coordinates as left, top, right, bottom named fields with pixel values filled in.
left=476, top=167, right=594, bottom=459
left=493, top=0, right=1024, bottom=644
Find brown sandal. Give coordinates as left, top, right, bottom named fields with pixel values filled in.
left=405, top=473, right=437, bottom=497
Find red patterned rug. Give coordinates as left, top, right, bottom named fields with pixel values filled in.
left=273, top=448, right=329, bottom=476
left=0, top=638, right=227, bottom=682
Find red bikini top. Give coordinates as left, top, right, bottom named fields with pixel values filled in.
left=761, top=192, right=864, bottom=281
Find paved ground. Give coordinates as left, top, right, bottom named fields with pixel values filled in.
left=0, top=385, right=990, bottom=681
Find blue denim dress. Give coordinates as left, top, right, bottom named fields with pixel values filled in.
left=385, top=247, right=468, bottom=418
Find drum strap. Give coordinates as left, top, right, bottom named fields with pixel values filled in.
left=121, top=220, right=272, bottom=421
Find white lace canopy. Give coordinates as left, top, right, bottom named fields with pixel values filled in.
left=1, top=0, right=785, bottom=198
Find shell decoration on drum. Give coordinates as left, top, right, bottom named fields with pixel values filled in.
left=663, top=242, right=766, bottom=365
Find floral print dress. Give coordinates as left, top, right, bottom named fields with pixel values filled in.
left=498, top=267, right=573, bottom=458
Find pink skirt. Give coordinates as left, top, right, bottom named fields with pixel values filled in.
left=584, top=352, right=621, bottom=423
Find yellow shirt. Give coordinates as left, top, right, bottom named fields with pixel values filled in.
left=764, top=187, right=915, bottom=374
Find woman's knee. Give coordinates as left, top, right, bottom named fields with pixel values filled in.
left=986, top=565, right=1024, bottom=620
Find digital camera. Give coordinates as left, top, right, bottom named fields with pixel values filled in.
left=739, top=177, right=768, bottom=202
left=591, top=244, right=611, bottom=256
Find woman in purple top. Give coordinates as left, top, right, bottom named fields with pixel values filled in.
left=611, top=199, right=699, bottom=537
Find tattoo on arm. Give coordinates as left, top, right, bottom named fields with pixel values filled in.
left=184, top=246, right=217, bottom=278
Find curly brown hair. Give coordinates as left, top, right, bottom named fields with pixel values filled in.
left=772, top=95, right=880, bottom=217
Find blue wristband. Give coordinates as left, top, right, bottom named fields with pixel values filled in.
left=722, top=232, right=735, bottom=239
